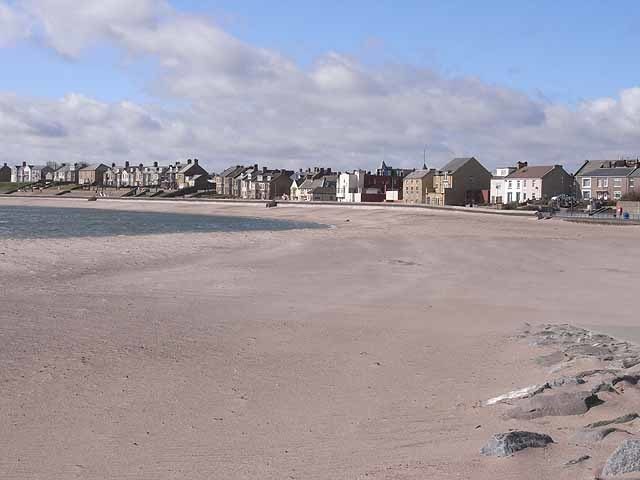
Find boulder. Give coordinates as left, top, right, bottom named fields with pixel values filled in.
left=505, top=390, right=603, bottom=420
left=481, top=431, right=553, bottom=457
left=602, top=439, right=640, bottom=477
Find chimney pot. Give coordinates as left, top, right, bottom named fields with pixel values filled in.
left=194, top=158, right=198, bottom=165
left=154, top=161, right=158, bottom=168
left=125, top=161, right=130, bottom=168
left=187, top=159, right=192, bottom=164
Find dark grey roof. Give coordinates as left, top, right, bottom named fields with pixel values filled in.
left=80, top=164, right=108, bottom=171
left=220, top=165, right=244, bottom=177
left=439, top=157, right=474, bottom=173
left=583, top=167, right=635, bottom=177
left=576, top=160, right=640, bottom=175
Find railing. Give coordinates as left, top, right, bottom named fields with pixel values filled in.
left=556, top=210, right=640, bottom=222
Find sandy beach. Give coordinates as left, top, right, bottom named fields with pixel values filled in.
left=1, top=197, right=640, bottom=479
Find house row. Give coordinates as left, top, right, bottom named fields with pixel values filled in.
left=9, top=155, right=635, bottom=205
left=4, top=159, right=211, bottom=190
left=489, top=162, right=573, bottom=204
left=574, top=159, right=640, bottom=201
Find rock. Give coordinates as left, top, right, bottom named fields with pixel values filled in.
left=570, top=427, right=625, bottom=445
left=480, top=431, right=554, bottom=457
left=549, top=376, right=586, bottom=388
left=505, top=391, right=603, bottom=420
left=585, top=413, right=639, bottom=429
left=602, top=439, right=640, bottom=477
left=565, top=455, right=590, bottom=466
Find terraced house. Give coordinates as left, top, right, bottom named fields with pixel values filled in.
left=575, top=159, right=640, bottom=201
left=500, top=164, right=572, bottom=204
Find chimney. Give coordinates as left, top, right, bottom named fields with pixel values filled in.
left=22, top=161, right=26, bottom=167
left=125, top=161, right=130, bottom=168
left=154, top=161, right=158, bottom=168
left=139, top=163, right=143, bottom=169
left=262, top=167, right=267, bottom=173
left=254, top=164, right=258, bottom=171
left=187, top=159, right=192, bottom=165
left=74, top=163, right=78, bottom=168
left=112, top=162, right=116, bottom=168
left=516, top=161, right=528, bottom=170
left=3, top=163, right=6, bottom=167
left=193, top=158, right=198, bottom=165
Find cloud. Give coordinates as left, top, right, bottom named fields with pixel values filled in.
left=0, top=0, right=639, bottom=172
left=0, top=1, right=30, bottom=46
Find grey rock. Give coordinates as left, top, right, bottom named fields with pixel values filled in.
left=549, top=376, right=586, bottom=388
left=565, top=455, right=590, bottom=466
left=481, top=431, right=553, bottom=457
left=505, top=390, right=603, bottom=420
left=602, top=439, right=640, bottom=477
left=585, top=413, right=639, bottom=429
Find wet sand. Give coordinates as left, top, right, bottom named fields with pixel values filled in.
left=1, top=197, right=639, bottom=479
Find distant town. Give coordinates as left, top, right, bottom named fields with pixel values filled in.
left=2, top=157, right=640, bottom=209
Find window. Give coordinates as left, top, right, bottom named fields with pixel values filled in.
left=614, top=178, right=622, bottom=186
left=532, top=193, right=536, bottom=200
left=614, top=191, right=622, bottom=199
left=516, top=181, right=521, bottom=189
left=597, top=178, right=608, bottom=188
left=582, top=178, right=591, bottom=188
left=523, top=180, right=527, bottom=187
left=508, top=181, right=513, bottom=189
left=583, top=190, right=591, bottom=199
left=496, top=184, right=501, bottom=190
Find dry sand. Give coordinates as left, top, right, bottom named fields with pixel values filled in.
left=1, top=197, right=639, bottom=479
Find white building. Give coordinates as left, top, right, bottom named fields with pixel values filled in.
left=490, top=167, right=517, bottom=204
left=491, top=164, right=573, bottom=204
left=336, top=170, right=366, bottom=202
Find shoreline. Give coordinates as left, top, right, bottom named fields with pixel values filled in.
left=1, top=192, right=538, bottom=216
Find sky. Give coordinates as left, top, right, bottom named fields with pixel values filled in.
left=1, top=0, right=640, bottom=172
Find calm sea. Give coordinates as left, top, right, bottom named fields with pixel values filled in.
left=0, top=205, right=325, bottom=239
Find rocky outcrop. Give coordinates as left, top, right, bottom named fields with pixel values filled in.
left=524, top=324, right=640, bottom=370
left=480, top=431, right=553, bottom=457
left=602, top=439, right=640, bottom=477
left=504, top=390, right=603, bottom=420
